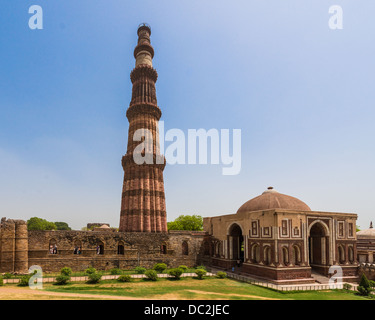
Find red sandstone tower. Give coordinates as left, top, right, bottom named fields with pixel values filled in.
left=119, top=24, right=167, bottom=233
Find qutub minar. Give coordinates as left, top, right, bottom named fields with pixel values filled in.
left=0, top=24, right=374, bottom=285
left=119, top=24, right=167, bottom=233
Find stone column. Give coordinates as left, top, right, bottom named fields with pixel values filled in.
left=244, top=236, right=248, bottom=261
left=321, top=237, right=326, bottom=265
left=14, top=220, right=28, bottom=274
left=0, top=220, right=15, bottom=273
left=229, top=236, right=233, bottom=260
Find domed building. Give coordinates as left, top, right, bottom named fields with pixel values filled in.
left=357, top=222, right=375, bottom=280
left=203, top=187, right=358, bottom=284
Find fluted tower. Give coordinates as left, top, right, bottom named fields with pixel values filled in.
left=119, top=24, right=167, bottom=233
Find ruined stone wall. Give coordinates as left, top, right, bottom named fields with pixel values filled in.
left=25, top=229, right=206, bottom=273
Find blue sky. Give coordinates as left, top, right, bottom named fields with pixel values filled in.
left=0, top=1, right=374, bottom=230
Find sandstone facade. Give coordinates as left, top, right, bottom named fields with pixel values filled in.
left=202, top=188, right=359, bottom=284
left=119, top=24, right=167, bottom=233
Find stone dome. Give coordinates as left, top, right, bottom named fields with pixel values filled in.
left=357, top=222, right=375, bottom=238
left=237, top=187, right=311, bottom=213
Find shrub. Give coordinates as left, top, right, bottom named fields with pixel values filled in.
left=55, top=275, right=70, bottom=285
left=195, top=269, right=207, bottom=280
left=343, top=283, right=352, bottom=291
left=118, top=275, right=132, bottom=283
left=358, top=286, right=371, bottom=296
left=87, top=272, right=102, bottom=284
left=0, top=276, right=3, bottom=286
left=60, top=267, right=72, bottom=276
left=18, top=275, right=32, bottom=287
left=168, top=268, right=183, bottom=280
left=369, top=280, right=375, bottom=288
left=144, top=270, right=158, bottom=281
left=3, top=273, right=12, bottom=279
left=178, top=265, right=188, bottom=272
left=153, top=263, right=167, bottom=273
left=135, top=266, right=146, bottom=274
left=84, top=267, right=97, bottom=275
left=18, top=270, right=38, bottom=287
left=216, top=271, right=227, bottom=279
left=196, top=265, right=207, bottom=271
left=357, top=274, right=372, bottom=296
left=110, top=268, right=123, bottom=275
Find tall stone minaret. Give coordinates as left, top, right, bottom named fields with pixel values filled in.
left=119, top=24, right=167, bottom=233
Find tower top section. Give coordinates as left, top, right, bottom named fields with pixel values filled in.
left=134, top=23, right=154, bottom=67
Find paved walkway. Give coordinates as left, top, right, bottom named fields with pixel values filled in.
left=209, top=267, right=358, bottom=292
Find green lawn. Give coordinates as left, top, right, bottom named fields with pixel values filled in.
left=42, top=277, right=371, bottom=300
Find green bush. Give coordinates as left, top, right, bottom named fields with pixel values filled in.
left=84, top=267, right=97, bottom=275
left=110, top=268, right=123, bottom=275
left=87, top=272, right=102, bottom=284
left=3, top=273, right=12, bottom=279
left=216, top=271, right=227, bottom=279
left=178, top=265, right=188, bottom=272
left=60, top=267, right=72, bottom=276
left=144, top=270, right=158, bottom=281
left=168, top=268, right=184, bottom=280
left=196, top=265, right=207, bottom=271
left=18, top=275, right=32, bottom=287
left=118, top=275, right=132, bottom=283
left=369, top=280, right=375, bottom=288
left=153, top=263, right=167, bottom=273
left=357, top=274, right=372, bottom=296
left=195, top=269, right=207, bottom=280
left=343, top=283, right=352, bottom=291
left=55, top=275, right=70, bottom=285
left=0, top=276, right=3, bottom=286
left=135, top=266, right=146, bottom=274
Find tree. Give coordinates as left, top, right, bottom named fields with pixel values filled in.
left=27, top=217, right=57, bottom=231
left=357, top=274, right=372, bottom=296
left=54, top=222, right=71, bottom=231
left=167, top=215, right=203, bottom=231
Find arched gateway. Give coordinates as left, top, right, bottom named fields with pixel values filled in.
left=228, top=223, right=244, bottom=262
left=308, top=221, right=330, bottom=274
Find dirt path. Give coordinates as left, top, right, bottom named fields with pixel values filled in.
left=187, top=290, right=281, bottom=300
left=1, top=286, right=281, bottom=300
left=0, top=287, right=144, bottom=300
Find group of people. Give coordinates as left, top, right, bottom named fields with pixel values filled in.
left=49, top=244, right=58, bottom=254
left=73, top=246, right=82, bottom=255
left=49, top=244, right=103, bottom=255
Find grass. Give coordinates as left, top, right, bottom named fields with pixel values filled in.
left=38, top=277, right=370, bottom=300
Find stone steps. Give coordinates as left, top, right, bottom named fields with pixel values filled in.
left=311, top=271, right=330, bottom=284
